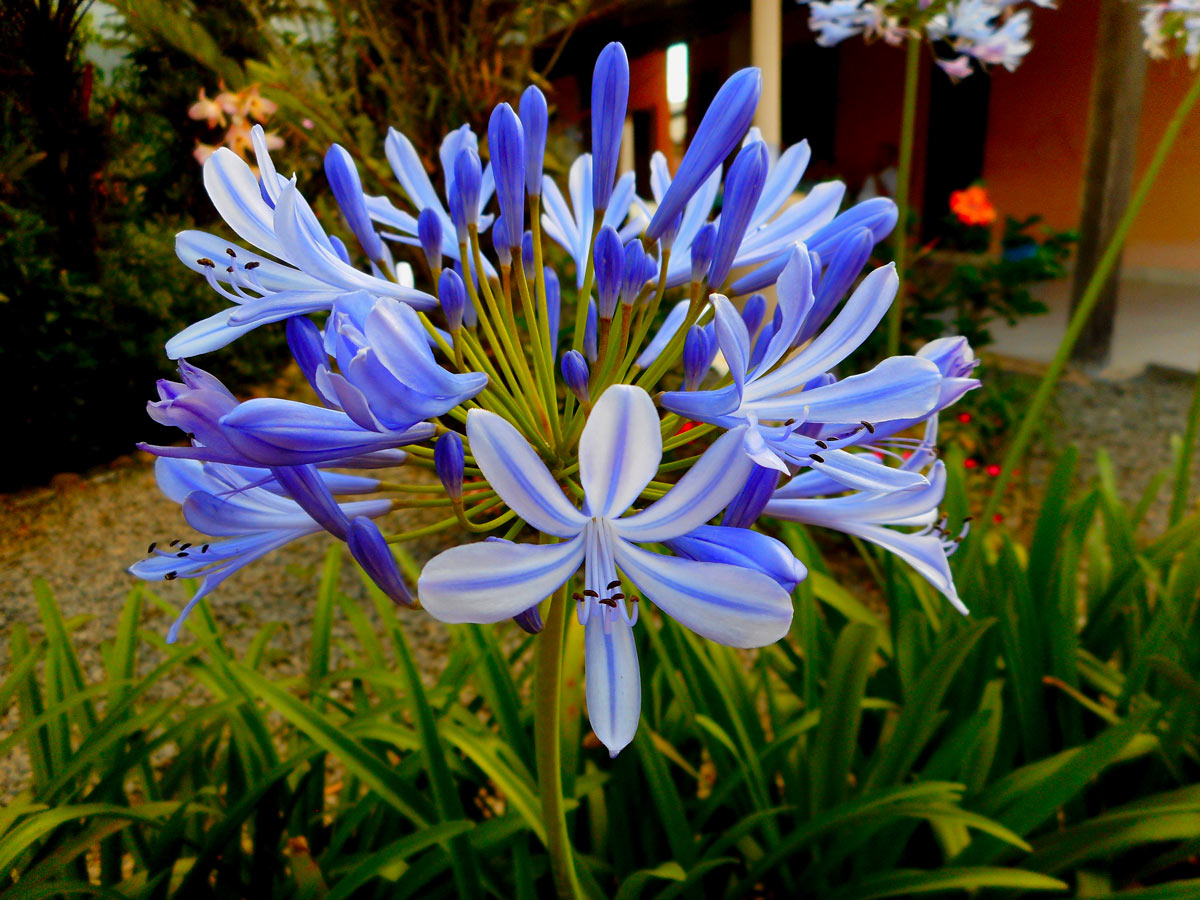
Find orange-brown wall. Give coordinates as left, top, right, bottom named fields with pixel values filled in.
left=983, top=2, right=1200, bottom=272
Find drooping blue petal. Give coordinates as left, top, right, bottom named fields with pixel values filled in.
left=348, top=517, right=415, bottom=607
left=749, top=139, right=811, bottom=230
left=270, top=465, right=353, bottom=539
left=222, top=399, right=434, bottom=467
left=165, top=307, right=268, bottom=359
left=591, top=42, right=630, bottom=213
left=721, top=464, right=780, bottom=528
left=756, top=246, right=814, bottom=375
left=585, top=607, right=641, bottom=757
left=645, top=68, right=762, bottom=240
left=612, top=427, right=753, bottom=543
left=225, top=290, right=347, bottom=328
left=807, top=447, right=930, bottom=493
left=666, top=525, right=806, bottom=592
left=579, top=385, right=662, bottom=519
left=386, top=128, right=447, bottom=216
left=612, top=540, right=792, bottom=647
left=465, top=409, right=587, bottom=537
left=418, top=533, right=587, bottom=623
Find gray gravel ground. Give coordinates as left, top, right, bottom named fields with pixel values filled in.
left=1, top=367, right=1196, bottom=801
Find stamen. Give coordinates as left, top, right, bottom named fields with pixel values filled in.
left=861, top=420, right=876, bottom=433
left=583, top=589, right=599, bottom=598
left=815, top=440, right=828, bottom=449
left=810, top=453, right=825, bottom=463
left=197, top=258, right=215, bottom=267
left=226, top=247, right=237, bottom=258
left=606, top=579, right=621, bottom=590
left=147, top=542, right=157, bottom=554
left=165, top=571, right=178, bottom=580
left=244, top=261, right=260, bottom=270
left=180, top=542, right=192, bottom=550
left=176, top=551, right=188, bottom=558
left=169, top=539, right=180, bottom=547
left=201, top=544, right=210, bottom=552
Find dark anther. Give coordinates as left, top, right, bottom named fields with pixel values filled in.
left=226, top=266, right=235, bottom=273
left=583, top=589, right=599, bottom=598
left=180, top=542, right=191, bottom=550
left=244, top=261, right=260, bottom=270
left=610, top=593, right=625, bottom=601
left=197, top=257, right=215, bottom=267
left=815, top=440, right=828, bottom=449
left=810, top=453, right=825, bottom=464
left=598, top=597, right=618, bottom=608
left=176, top=551, right=189, bottom=558
left=630, top=596, right=640, bottom=604
left=572, top=592, right=584, bottom=602
left=201, top=544, right=210, bottom=553
left=861, top=420, right=876, bottom=433
left=169, top=539, right=180, bottom=547
left=226, top=248, right=237, bottom=258
left=606, top=579, right=621, bottom=590
left=147, top=542, right=157, bottom=554
left=963, top=516, right=974, bottom=523
left=165, top=571, right=178, bottom=580
left=784, top=418, right=795, bottom=426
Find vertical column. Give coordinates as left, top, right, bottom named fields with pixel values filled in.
left=1069, top=0, right=1148, bottom=367
left=751, top=0, right=783, bottom=156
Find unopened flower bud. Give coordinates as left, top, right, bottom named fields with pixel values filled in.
left=593, top=226, right=624, bottom=318
left=709, top=140, right=769, bottom=287
left=324, top=143, right=384, bottom=262
left=492, top=215, right=512, bottom=266
left=591, top=42, right=630, bottom=213
left=418, top=207, right=443, bottom=274
left=452, top=147, right=483, bottom=235
left=439, top=269, right=467, bottom=331
left=584, top=299, right=598, bottom=362
left=683, top=325, right=710, bottom=391
left=690, top=223, right=717, bottom=282
left=545, top=266, right=561, bottom=356
left=488, top=102, right=525, bottom=248
left=741, top=293, right=767, bottom=338
left=522, top=230, right=535, bottom=270
left=520, top=85, right=548, bottom=198
left=347, top=517, right=415, bottom=607
left=620, top=240, right=649, bottom=306
left=561, top=350, right=590, bottom=405
left=435, top=432, right=465, bottom=502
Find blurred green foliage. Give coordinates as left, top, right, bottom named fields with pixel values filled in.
left=4, top=431, right=1200, bottom=896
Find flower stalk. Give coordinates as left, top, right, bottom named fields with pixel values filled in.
left=885, top=33, right=922, bottom=359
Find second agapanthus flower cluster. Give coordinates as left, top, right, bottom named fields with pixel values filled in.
left=133, top=41, right=978, bottom=756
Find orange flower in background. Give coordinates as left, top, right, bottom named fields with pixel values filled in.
left=949, top=185, right=997, bottom=226
left=188, top=83, right=283, bottom=167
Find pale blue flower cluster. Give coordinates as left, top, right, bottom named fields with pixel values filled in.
left=132, top=41, right=978, bottom=756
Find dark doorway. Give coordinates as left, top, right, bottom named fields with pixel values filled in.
left=920, top=60, right=991, bottom=242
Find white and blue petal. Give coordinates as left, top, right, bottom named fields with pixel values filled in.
left=579, top=385, right=662, bottom=519
left=585, top=609, right=641, bottom=757
left=465, top=410, right=587, bottom=537
left=612, top=540, right=793, bottom=648
left=418, top=534, right=587, bottom=623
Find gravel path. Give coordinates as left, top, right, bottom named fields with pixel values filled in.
left=1, top=366, right=1196, bottom=800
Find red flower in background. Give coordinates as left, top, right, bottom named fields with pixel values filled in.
left=950, top=185, right=997, bottom=226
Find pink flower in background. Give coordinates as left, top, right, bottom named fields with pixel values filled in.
left=188, top=83, right=284, bottom=166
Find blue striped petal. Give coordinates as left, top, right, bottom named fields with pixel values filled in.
left=580, top=385, right=661, bottom=519
left=585, top=608, right=641, bottom=757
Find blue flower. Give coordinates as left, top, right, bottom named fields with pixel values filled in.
left=591, top=42, right=630, bottom=213
left=488, top=103, right=525, bottom=249
left=418, top=386, right=793, bottom=756
left=661, top=246, right=946, bottom=485
left=324, top=143, right=386, bottom=263
left=129, top=458, right=394, bottom=643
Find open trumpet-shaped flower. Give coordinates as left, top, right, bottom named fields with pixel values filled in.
left=129, top=458, right=395, bottom=643
left=418, top=385, right=795, bottom=756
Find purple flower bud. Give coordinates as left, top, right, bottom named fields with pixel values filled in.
left=593, top=225, right=624, bottom=319
left=645, top=67, right=762, bottom=241
left=522, top=230, right=535, bottom=270
left=722, top=466, right=781, bottom=529
left=591, top=42, right=630, bottom=213
left=584, top=299, right=598, bottom=362
left=797, top=227, right=874, bottom=345
left=451, top=147, right=483, bottom=242
left=560, top=350, right=590, bottom=404
left=513, top=605, right=544, bottom=634
left=690, top=223, right=717, bottom=282
left=271, top=465, right=351, bottom=540
left=683, top=326, right=710, bottom=391
left=741, top=293, right=767, bottom=338
left=347, top=517, right=415, bottom=607
left=328, top=234, right=352, bottom=265
left=453, top=259, right=478, bottom=327
left=324, top=144, right=384, bottom=262
left=487, top=102, right=525, bottom=248
left=520, top=85, right=548, bottom=197
left=620, top=239, right=649, bottom=306
left=748, top=319, right=777, bottom=371
left=492, top=215, right=512, bottom=266
left=545, top=266, right=561, bottom=355
left=434, top=432, right=465, bottom=502
left=418, top=207, right=443, bottom=274
left=286, top=316, right=327, bottom=399
left=709, top=140, right=769, bottom=287
left=808, top=197, right=897, bottom=258
left=439, top=268, right=467, bottom=331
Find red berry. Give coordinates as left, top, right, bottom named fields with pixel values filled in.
left=964, top=458, right=978, bottom=469
left=986, top=464, right=1001, bottom=477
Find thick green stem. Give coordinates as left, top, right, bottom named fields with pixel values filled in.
left=968, top=67, right=1200, bottom=564
left=535, top=580, right=584, bottom=900
left=885, top=35, right=921, bottom=359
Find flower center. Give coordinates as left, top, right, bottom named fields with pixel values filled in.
left=574, top=518, right=639, bottom=629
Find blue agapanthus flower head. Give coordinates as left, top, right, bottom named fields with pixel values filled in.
left=137, top=40, right=978, bottom=756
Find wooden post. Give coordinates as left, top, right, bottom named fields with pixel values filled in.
left=1069, top=0, right=1148, bottom=367
left=751, top=0, right=783, bottom=156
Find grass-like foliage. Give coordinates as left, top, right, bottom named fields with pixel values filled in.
left=4, top=449, right=1200, bottom=898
